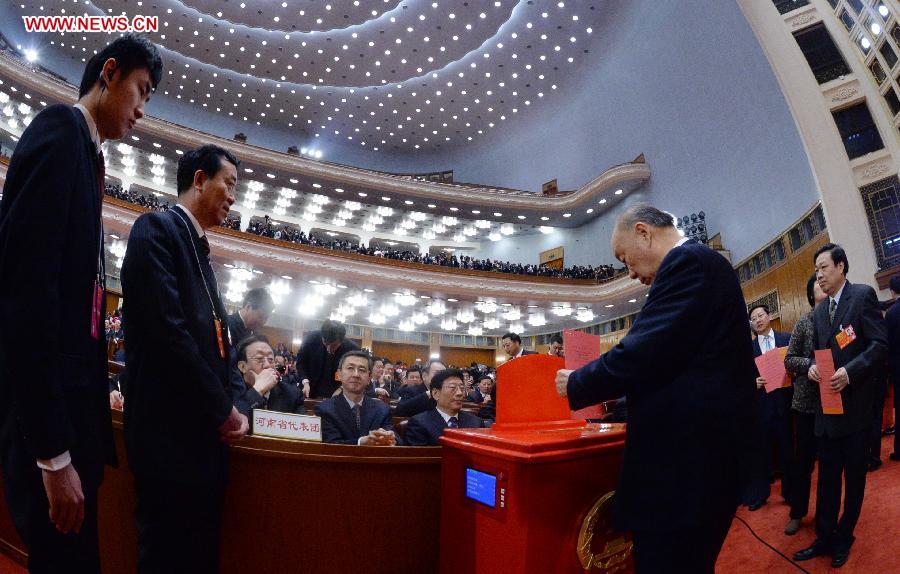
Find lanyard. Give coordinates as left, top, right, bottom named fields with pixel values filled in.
left=171, top=207, right=220, bottom=321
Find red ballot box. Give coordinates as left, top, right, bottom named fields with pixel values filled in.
left=439, top=355, right=632, bottom=574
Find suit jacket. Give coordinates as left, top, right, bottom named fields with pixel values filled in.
left=121, top=208, right=235, bottom=485
left=366, top=378, right=402, bottom=399
left=233, top=376, right=304, bottom=416
left=295, top=331, right=360, bottom=398
left=752, top=331, right=793, bottom=419
left=405, top=409, right=484, bottom=446
left=226, top=311, right=251, bottom=348
left=397, top=383, right=427, bottom=402
left=885, top=301, right=900, bottom=384
left=0, top=104, right=114, bottom=488
left=566, top=240, right=756, bottom=532
left=315, top=396, right=394, bottom=445
left=811, top=281, right=887, bottom=438
left=393, top=388, right=435, bottom=417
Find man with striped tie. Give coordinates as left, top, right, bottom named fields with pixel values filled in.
left=405, top=369, right=485, bottom=446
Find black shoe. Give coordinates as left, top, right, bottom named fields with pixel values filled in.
left=884, top=426, right=895, bottom=435
left=794, top=541, right=830, bottom=561
left=831, top=550, right=849, bottom=568
left=868, top=459, right=883, bottom=472
left=747, top=500, right=767, bottom=511
left=890, top=452, right=900, bottom=461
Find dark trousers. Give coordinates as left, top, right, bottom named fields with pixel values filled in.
left=742, top=399, right=794, bottom=505
left=868, top=380, right=887, bottom=464
left=814, top=428, right=868, bottom=551
left=134, top=476, right=225, bottom=574
left=1, top=456, right=101, bottom=574
left=632, top=508, right=735, bottom=574
left=894, top=377, right=900, bottom=455
left=789, top=411, right=817, bottom=519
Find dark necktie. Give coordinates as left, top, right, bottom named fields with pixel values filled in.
left=829, top=298, right=837, bottom=324
left=351, top=404, right=361, bottom=435
left=448, top=416, right=459, bottom=429
left=199, top=235, right=211, bottom=261
left=97, top=149, right=106, bottom=201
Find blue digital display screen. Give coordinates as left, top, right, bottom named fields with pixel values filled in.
left=465, top=468, right=497, bottom=507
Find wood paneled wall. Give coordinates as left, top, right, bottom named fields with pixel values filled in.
left=439, top=347, right=497, bottom=369
left=740, top=232, right=831, bottom=334
left=256, top=326, right=294, bottom=350
left=371, top=341, right=430, bottom=365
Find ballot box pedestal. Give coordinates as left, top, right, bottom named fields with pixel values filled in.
left=439, top=424, right=630, bottom=574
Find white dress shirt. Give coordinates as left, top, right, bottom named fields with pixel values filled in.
left=758, top=328, right=775, bottom=353
left=435, top=406, right=459, bottom=426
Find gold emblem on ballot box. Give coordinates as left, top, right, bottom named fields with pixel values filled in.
left=576, top=492, right=634, bottom=572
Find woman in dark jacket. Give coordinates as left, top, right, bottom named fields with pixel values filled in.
left=783, top=273, right=827, bottom=535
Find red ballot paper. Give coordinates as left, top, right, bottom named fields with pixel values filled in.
left=814, top=349, right=844, bottom=415
left=754, top=347, right=791, bottom=393
left=564, top=329, right=604, bottom=419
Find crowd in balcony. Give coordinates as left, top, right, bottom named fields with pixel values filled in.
left=105, top=186, right=624, bottom=282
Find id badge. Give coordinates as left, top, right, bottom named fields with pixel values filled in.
left=835, top=325, right=857, bottom=350
left=90, top=279, right=103, bottom=340
left=214, top=318, right=226, bottom=359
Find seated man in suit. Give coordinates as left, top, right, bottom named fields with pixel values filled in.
left=500, top=332, right=537, bottom=360
left=397, top=365, right=426, bottom=401
left=394, top=360, right=445, bottom=417
left=405, top=369, right=486, bottom=446
left=315, top=350, right=397, bottom=446
left=468, top=373, right=494, bottom=404
left=369, top=357, right=403, bottom=399
left=234, top=335, right=304, bottom=415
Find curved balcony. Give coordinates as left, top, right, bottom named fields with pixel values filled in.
left=102, top=198, right=643, bottom=305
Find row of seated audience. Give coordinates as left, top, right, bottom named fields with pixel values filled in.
left=105, top=184, right=623, bottom=282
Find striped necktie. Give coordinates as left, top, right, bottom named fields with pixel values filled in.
left=448, top=416, right=459, bottom=429
left=829, top=298, right=837, bottom=324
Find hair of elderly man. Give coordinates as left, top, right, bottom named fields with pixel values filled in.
left=614, top=204, right=676, bottom=231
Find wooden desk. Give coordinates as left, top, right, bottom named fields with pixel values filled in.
left=0, top=409, right=442, bottom=574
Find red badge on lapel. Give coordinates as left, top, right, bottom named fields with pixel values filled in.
left=835, top=325, right=856, bottom=350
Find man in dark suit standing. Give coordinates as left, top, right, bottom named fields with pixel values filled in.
left=315, top=351, right=397, bottom=445
left=296, top=319, right=360, bottom=398
left=794, top=244, right=886, bottom=569
left=122, top=145, right=248, bottom=573
left=887, top=275, right=900, bottom=462
left=226, top=287, right=274, bottom=346
left=555, top=205, right=756, bottom=574
left=743, top=304, right=793, bottom=511
left=500, top=332, right=537, bottom=360
left=406, top=369, right=485, bottom=446
left=0, top=35, right=161, bottom=573
left=233, top=335, right=304, bottom=415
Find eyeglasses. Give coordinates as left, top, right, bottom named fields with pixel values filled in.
left=249, top=356, right=276, bottom=365
left=441, top=385, right=464, bottom=393
left=343, top=365, right=370, bottom=375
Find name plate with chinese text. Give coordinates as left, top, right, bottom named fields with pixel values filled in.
left=252, top=409, right=323, bottom=442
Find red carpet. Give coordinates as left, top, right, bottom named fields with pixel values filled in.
left=717, top=436, right=899, bottom=573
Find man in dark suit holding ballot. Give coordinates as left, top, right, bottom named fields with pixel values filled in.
left=0, top=35, right=161, bottom=573
left=122, top=145, right=248, bottom=573
left=793, top=244, right=886, bottom=568
left=555, top=204, right=755, bottom=574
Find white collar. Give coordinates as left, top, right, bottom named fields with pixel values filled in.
left=831, top=281, right=847, bottom=307
left=675, top=236, right=690, bottom=247
left=761, top=328, right=774, bottom=340
left=435, top=406, right=459, bottom=425
left=513, top=347, right=524, bottom=358
left=343, top=394, right=364, bottom=410
left=73, top=103, right=101, bottom=152
left=174, top=204, right=206, bottom=239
